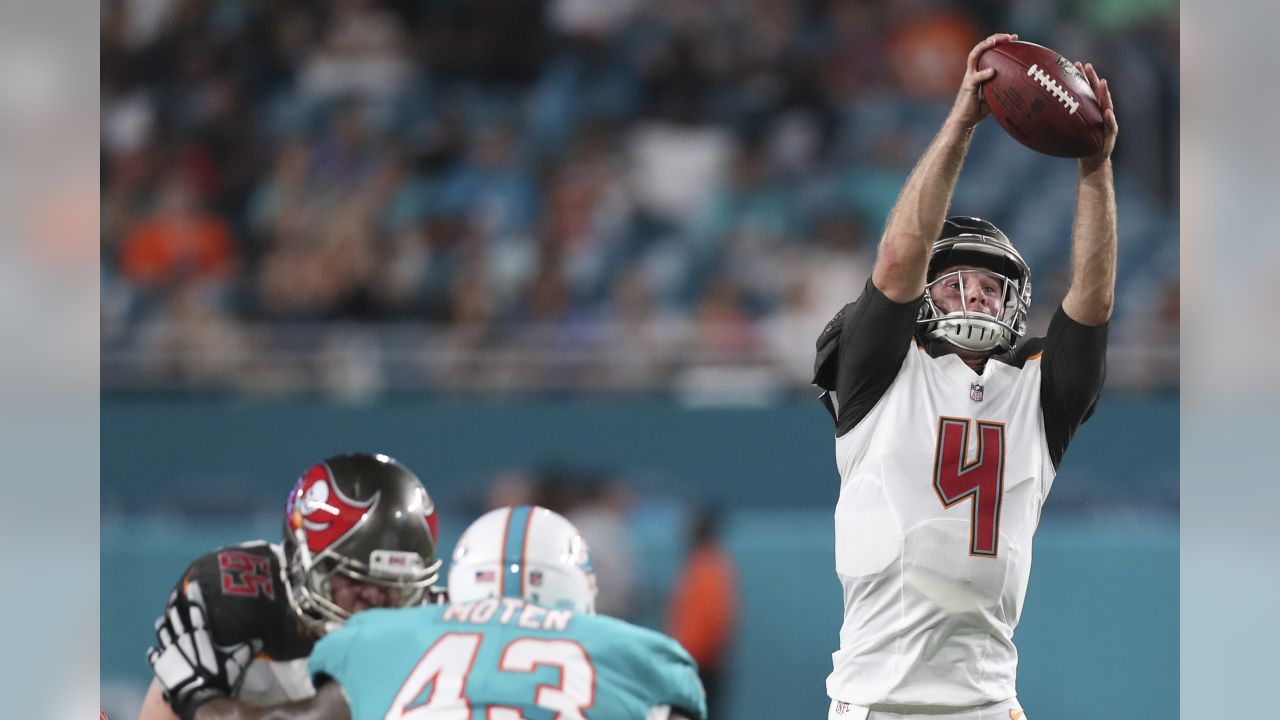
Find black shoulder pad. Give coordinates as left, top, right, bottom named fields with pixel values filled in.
left=175, top=542, right=314, bottom=661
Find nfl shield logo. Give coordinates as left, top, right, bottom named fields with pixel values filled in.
left=835, top=701, right=851, bottom=715
left=969, top=382, right=984, bottom=402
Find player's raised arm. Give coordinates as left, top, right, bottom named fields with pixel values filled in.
left=871, top=32, right=1017, bottom=303
left=1062, top=62, right=1119, bottom=326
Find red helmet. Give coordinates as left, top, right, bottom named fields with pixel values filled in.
left=283, top=453, right=441, bottom=634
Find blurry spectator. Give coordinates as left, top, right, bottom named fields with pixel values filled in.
left=434, top=259, right=501, bottom=389
left=564, top=481, right=640, bottom=620
left=550, top=0, right=638, bottom=40
left=246, top=137, right=313, bottom=246
left=590, top=267, right=680, bottom=390
left=765, top=211, right=872, bottom=384
left=628, top=34, right=733, bottom=224
left=310, top=100, right=377, bottom=191
left=542, top=128, right=633, bottom=296
left=692, top=141, right=802, bottom=303
left=667, top=507, right=738, bottom=719
left=821, top=0, right=890, bottom=97
left=885, top=7, right=981, bottom=99
left=485, top=470, right=537, bottom=510
left=420, top=0, right=550, bottom=86
left=691, top=278, right=756, bottom=362
left=440, top=123, right=539, bottom=243
left=135, top=280, right=250, bottom=387
left=118, top=173, right=237, bottom=288
left=625, top=118, right=733, bottom=254
left=299, top=0, right=413, bottom=101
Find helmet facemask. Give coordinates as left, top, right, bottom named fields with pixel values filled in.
left=920, top=267, right=1030, bottom=352
left=917, top=228, right=1032, bottom=353
left=286, top=532, right=442, bottom=635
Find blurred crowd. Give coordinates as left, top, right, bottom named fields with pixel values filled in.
left=101, top=0, right=1179, bottom=395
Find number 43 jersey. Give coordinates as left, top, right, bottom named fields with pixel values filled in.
left=309, top=600, right=707, bottom=720
left=816, top=281, right=1107, bottom=709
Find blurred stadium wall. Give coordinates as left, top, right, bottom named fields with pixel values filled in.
left=101, top=0, right=1177, bottom=718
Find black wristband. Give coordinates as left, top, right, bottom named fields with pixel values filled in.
left=176, top=686, right=228, bottom=720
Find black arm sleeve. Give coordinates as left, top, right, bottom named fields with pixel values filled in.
left=812, top=278, right=921, bottom=436
left=1039, top=305, right=1109, bottom=469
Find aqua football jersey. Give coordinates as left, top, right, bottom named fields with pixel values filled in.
left=309, top=600, right=706, bottom=720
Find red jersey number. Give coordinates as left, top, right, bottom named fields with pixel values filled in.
left=218, top=551, right=276, bottom=599
left=933, top=417, right=1005, bottom=557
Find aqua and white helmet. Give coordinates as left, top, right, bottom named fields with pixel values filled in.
left=448, top=506, right=597, bottom=614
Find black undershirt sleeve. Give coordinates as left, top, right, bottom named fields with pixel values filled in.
left=1038, top=305, right=1109, bottom=469
left=813, top=278, right=921, bottom=437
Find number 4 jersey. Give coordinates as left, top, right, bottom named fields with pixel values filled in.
left=308, top=600, right=707, bottom=720
left=814, top=279, right=1106, bottom=708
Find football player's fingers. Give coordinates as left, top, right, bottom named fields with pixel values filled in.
left=189, top=600, right=207, bottom=631
left=971, top=67, right=996, bottom=86
left=1084, top=62, right=1101, bottom=90
left=186, top=580, right=206, bottom=610
left=1095, top=78, right=1112, bottom=115
left=157, top=622, right=175, bottom=648
left=970, top=34, right=1003, bottom=64
left=152, top=645, right=202, bottom=693
left=177, top=631, right=199, bottom=666
left=167, top=605, right=186, bottom=636
left=193, top=627, right=219, bottom=673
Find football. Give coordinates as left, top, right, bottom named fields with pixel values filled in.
left=977, top=41, right=1105, bottom=158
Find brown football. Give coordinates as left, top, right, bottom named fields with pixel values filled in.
left=977, top=41, right=1105, bottom=158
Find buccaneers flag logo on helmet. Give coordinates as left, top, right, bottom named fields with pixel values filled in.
left=286, top=463, right=376, bottom=553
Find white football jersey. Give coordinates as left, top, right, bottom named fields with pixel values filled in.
left=829, top=342, right=1047, bottom=707
left=815, top=281, right=1106, bottom=709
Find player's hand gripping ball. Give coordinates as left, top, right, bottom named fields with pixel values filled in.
left=977, top=40, right=1105, bottom=157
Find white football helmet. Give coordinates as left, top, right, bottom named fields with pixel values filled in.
left=448, top=506, right=598, bottom=614
left=918, top=216, right=1032, bottom=352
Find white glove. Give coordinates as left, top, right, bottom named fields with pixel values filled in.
left=145, top=580, right=257, bottom=720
